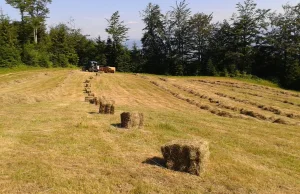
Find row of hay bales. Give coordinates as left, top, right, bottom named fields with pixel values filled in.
left=82, top=74, right=210, bottom=176
left=83, top=75, right=144, bottom=129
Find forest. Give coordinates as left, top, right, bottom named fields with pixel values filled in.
left=1, top=0, right=299, bottom=89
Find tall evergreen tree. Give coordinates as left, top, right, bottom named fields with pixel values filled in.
left=189, top=13, right=213, bottom=75
left=141, top=3, right=167, bottom=74
left=230, top=0, right=270, bottom=73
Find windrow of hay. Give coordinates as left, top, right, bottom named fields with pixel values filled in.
left=170, top=83, right=295, bottom=124
left=280, top=100, right=300, bottom=108
left=159, top=77, right=168, bottom=82
left=148, top=79, right=237, bottom=119
left=215, top=92, right=300, bottom=120
left=171, top=84, right=242, bottom=116
left=239, top=109, right=268, bottom=121
left=193, top=79, right=300, bottom=99
left=140, top=75, right=296, bottom=124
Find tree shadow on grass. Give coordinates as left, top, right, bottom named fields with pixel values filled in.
left=143, top=157, right=166, bottom=168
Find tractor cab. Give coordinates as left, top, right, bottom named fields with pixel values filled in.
left=82, top=61, right=99, bottom=72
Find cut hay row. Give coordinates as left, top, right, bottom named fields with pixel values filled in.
left=193, top=79, right=300, bottom=99
left=171, top=83, right=295, bottom=124
left=159, top=77, right=168, bottom=82
left=171, top=83, right=275, bottom=122
left=230, top=89, right=264, bottom=98
left=147, top=80, right=239, bottom=119
left=215, top=92, right=300, bottom=120
left=279, top=99, right=300, bottom=108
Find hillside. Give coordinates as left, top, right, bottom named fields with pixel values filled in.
left=0, top=69, right=300, bottom=193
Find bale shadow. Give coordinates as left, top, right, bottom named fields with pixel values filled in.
left=111, top=123, right=122, bottom=128
left=143, top=157, right=166, bottom=168
left=88, top=112, right=98, bottom=115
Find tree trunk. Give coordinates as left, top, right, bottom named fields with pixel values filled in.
left=34, top=28, right=38, bottom=44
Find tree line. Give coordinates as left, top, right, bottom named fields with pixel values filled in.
left=1, top=0, right=299, bottom=89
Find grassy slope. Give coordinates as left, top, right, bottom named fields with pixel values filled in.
left=0, top=70, right=299, bottom=194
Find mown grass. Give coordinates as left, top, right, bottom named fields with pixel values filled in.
left=0, top=70, right=299, bottom=193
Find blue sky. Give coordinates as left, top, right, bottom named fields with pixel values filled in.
left=1, top=0, right=299, bottom=43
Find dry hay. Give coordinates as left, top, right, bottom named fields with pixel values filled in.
left=85, top=83, right=91, bottom=87
left=257, top=105, right=281, bottom=115
left=88, top=93, right=95, bottom=97
left=210, top=109, right=234, bottom=118
left=283, top=100, right=295, bottom=105
left=240, top=109, right=267, bottom=120
left=89, top=76, right=94, bottom=80
left=88, top=97, right=99, bottom=105
left=94, top=97, right=99, bottom=105
left=85, top=79, right=90, bottom=83
left=273, top=118, right=289, bottom=125
left=99, top=96, right=115, bottom=115
left=214, top=92, right=300, bottom=120
left=161, top=139, right=210, bottom=176
left=85, top=96, right=94, bottom=102
left=85, top=88, right=91, bottom=94
left=209, top=98, right=220, bottom=104
left=196, top=79, right=300, bottom=99
left=96, top=73, right=100, bottom=76
left=120, top=112, right=144, bottom=129
left=148, top=78, right=238, bottom=119
left=159, top=77, right=168, bottom=82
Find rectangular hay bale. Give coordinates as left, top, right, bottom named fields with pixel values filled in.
left=161, top=140, right=209, bottom=176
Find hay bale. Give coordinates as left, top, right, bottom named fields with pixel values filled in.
left=94, top=97, right=99, bottom=105
left=85, top=88, right=91, bottom=93
left=99, top=97, right=115, bottom=115
left=99, top=100, right=106, bottom=114
left=110, top=104, right=115, bottom=114
left=120, top=112, right=144, bottom=129
left=104, top=103, right=111, bottom=114
left=161, top=139, right=209, bottom=176
left=85, top=96, right=94, bottom=102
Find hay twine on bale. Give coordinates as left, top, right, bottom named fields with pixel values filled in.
left=161, top=139, right=210, bottom=176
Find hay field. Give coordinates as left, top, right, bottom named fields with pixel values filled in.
left=0, top=69, right=299, bottom=194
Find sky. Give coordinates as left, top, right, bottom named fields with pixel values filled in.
left=0, top=0, right=299, bottom=45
